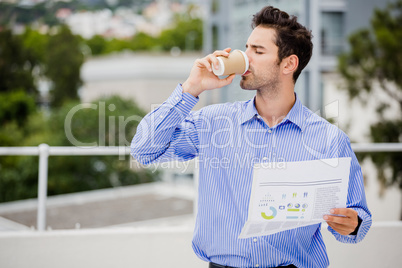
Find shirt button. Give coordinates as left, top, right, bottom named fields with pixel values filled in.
left=159, top=115, right=163, bottom=119
left=181, top=100, right=186, bottom=104
left=257, top=115, right=261, bottom=119
left=175, top=97, right=179, bottom=100
left=253, top=238, right=257, bottom=243
left=268, top=129, right=272, bottom=133
left=255, top=264, right=259, bottom=268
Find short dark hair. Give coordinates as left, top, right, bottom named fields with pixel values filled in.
left=252, top=6, right=313, bottom=82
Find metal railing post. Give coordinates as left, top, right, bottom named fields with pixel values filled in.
left=37, top=143, right=49, bottom=231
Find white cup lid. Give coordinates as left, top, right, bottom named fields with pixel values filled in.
left=238, top=50, right=249, bottom=75
left=212, top=57, right=225, bottom=76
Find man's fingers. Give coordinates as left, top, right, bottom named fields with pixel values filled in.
left=196, top=58, right=213, bottom=72
left=196, top=48, right=233, bottom=73
left=218, top=74, right=235, bottom=87
left=213, top=48, right=231, bottom=57
left=324, top=214, right=358, bottom=227
left=206, top=54, right=222, bottom=70
left=330, top=208, right=358, bottom=218
left=327, top=222, right=353, bottom=236
left=324, top=214, right=349, bottom=225
left=223, top=47, right=232, bottom=53
left=327, top=221, right=349, bottom=232
left=324, top=209, right=359, bottom=235
left=197, top=49, right=232, bottom=72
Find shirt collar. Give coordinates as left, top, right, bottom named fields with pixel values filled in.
left=240, top=98, right=259, bottom=124
left=283, top=93, right=304, bottom=131
left=240, top=93, right=304, bottom=131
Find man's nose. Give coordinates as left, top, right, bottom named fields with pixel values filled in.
left=245, top=49, right=252, bottom=65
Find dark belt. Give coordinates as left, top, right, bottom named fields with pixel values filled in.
left=209, top=262, right=297, bottom=268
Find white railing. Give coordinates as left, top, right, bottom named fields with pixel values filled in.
left=0, top=145, right=131, bottom=231
left=0, top=143, right=401, bottom=231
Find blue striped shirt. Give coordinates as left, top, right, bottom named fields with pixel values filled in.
left=131, top=84, right=372, bottom=268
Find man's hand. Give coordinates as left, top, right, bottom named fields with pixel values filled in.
left=182, top=48, right=236, bottom=97
left=324, top=208, right=359, bottom=235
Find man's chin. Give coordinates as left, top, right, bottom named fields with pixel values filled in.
left=240, top=76, right=253, bottom=90
left=240, top=81, right=254, bottom=90
left=240, top=78, right=246, bottom=89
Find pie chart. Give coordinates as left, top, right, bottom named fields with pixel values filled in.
left=261, top=206, right=277, bottom=220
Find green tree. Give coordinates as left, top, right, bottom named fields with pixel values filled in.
left=0, top=90, right=36, bottom=128
left=0, top=29, right=37, bottom=95
left=46, top=25, right=84, bottom=107
left=131, top=32, right=158, bottom=51
left=158, top=9, right=203, bottom=52
left=21, top=27, right=48, bottom=65
left=0, top=65, right=37, bottom=203
left=0, top=29, right=40, bottom=201
left=103, top=38, right=132, bottom=54
left=0, top=28, right=38, bottom=138
left=0, top=95, right=158, bottom=202
left=338, top=0, right=402, bottom=214
left=87, top=35, right=108, bottom=55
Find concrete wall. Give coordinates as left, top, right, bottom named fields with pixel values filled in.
left=80, top=52, right=222, bottom=113
left=0, top=222, right=401, bottom=268
left=324, top=222, right=402, bottom=267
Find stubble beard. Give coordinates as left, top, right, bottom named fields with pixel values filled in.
left=240, top=67, right=281, bottom=98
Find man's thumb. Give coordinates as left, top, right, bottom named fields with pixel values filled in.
left=219, top=74, right=235, bottom=87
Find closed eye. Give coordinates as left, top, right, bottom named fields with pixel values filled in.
left=246, top=44, right=266, bottom=54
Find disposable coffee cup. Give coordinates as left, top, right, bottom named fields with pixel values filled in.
left=212, top=50, right=249, bottom=76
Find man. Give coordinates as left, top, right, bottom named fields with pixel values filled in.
left=131, top=6, right=371, bottom=268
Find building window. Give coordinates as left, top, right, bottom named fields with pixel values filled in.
left=321, top=11, right=344, bottom=56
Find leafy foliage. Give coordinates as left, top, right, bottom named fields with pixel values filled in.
left=0, top=29, right=37, bottom=96
left=131, top=32, right=158, bottom=51
left=46, top=25, right=84, bottom=107
left=0, top=95, right=158, bottom=202
left=0, top=27, right=158, bottom=203
left=0, top=2, right=202, bottom=202
left=338, top=1, right=402, bottom=195
left=86, top=35, right=108, bottom=55
left=21, top=27, right=48, bottom=66
left=84, top=8, right=203, bottom=55
left=158, top=12, right=203, bottom=51
left=0, top=28, right=39, bottom=146
left=40, top=96, right=156, bottom=198
left=0, top=90, right=36, bottom=128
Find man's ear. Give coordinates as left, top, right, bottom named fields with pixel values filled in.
left=282, top=55, right=299, bottom=75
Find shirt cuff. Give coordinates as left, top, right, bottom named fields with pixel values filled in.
left=328, top=208, right=372, bottom=244
left=165, top=83, right=199, bottom=115
left=349, top=216, right=362, bottom=235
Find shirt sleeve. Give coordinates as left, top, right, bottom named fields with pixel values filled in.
left=327, top=132, right=372, bottom=243
left=131, top=84, right=200, bottom=165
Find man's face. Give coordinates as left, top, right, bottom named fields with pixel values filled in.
left=240, top=26, right=281, bottom=92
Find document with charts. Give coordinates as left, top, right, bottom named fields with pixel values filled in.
left=239, top=158, right=351, bottom=239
